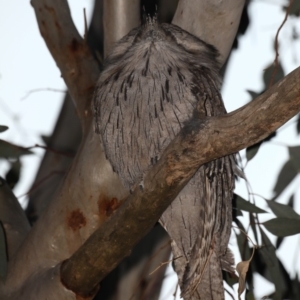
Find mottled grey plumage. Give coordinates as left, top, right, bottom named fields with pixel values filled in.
left=94, top=17, right=236, bottom=299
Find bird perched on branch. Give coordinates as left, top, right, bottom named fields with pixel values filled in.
left=94, top=15, right=236, bottom=300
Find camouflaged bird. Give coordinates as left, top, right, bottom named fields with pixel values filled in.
left=94, top=16, right=236, bottom=300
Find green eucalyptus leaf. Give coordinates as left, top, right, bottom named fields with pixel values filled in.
left=41, top=134, right=51, bottom=146
left=249, top=213, right=258, bottom=243
left=288, top=194, right=295, bottom=207
left=246, top=132, right=276, bottom=162
left=290, top=274, right=300, bottom=299
left=283, top=1, right=300, bottom=16
left=297, top=115, right=300, bottom=135
left=234, top=219, right=251, bottom=260
left=0, top=126, right=8, bottom=133
left=234, top=209, right=243, bottom=217
left=246, top=90, right=260, bottom=100
left=273, top=160, right=298, bottom=197
left=266, top=200, right=300, bottom=219
left=0, top=139, right=33, bottom=158
left=259, top=228, right=283, bottom=299
left=246, top=142, right=262, bottom=162
left=263, top=131, right=276, bottom=142
left=274, top=195, right=296, bottom=252
left=245, top=291, right=256, bottom=300
left=275, top=236, right=283, bottom=249
left=235, top=195, right=267, bottom=214
left=5, top=160, right=21, bottom=189
left=223, top=271, right=238, bottom=288
left=263, top=218, right=300, bottom=237
left=263, top=62, right=284, bottom=88
left=288, top=146, right=300, bottom=170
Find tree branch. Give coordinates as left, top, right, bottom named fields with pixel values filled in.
left=172, top=0, right=246, bottom=65
left=31, top=0, right=99, bottom=128
left=61, top=67, right=300, bottom=296
left=103, top=0, right=140, bottom=56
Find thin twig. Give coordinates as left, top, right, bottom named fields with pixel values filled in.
left=83, top=8, right=88, bottom=41
left=26, top=144, right=75, bottom=158
left=20, top=88, right=66, bottom=101
left=18, top=170, right=66, bottom=199
left=233, top=226, right=257, bottom=250
left=128, top=239, right=171, bottom=300
left=268, top=0, right=294, bottom=88
left=148, top=255, right=182, bottom=276
left=249, top=192, right=268, bottom=201
left=173, top=283, right=179, bottom=299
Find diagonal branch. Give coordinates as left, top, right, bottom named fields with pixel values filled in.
left=61, top=67, right=300, bottom=297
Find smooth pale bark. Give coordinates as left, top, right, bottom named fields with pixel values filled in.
left=103, top=0, right=140, bottom=56
left=26, top=94, right=81, bottom=222
left=173, top=0, right=246, bottom=64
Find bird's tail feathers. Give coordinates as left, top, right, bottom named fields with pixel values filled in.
left=181, top=250, right=224, bottom=300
